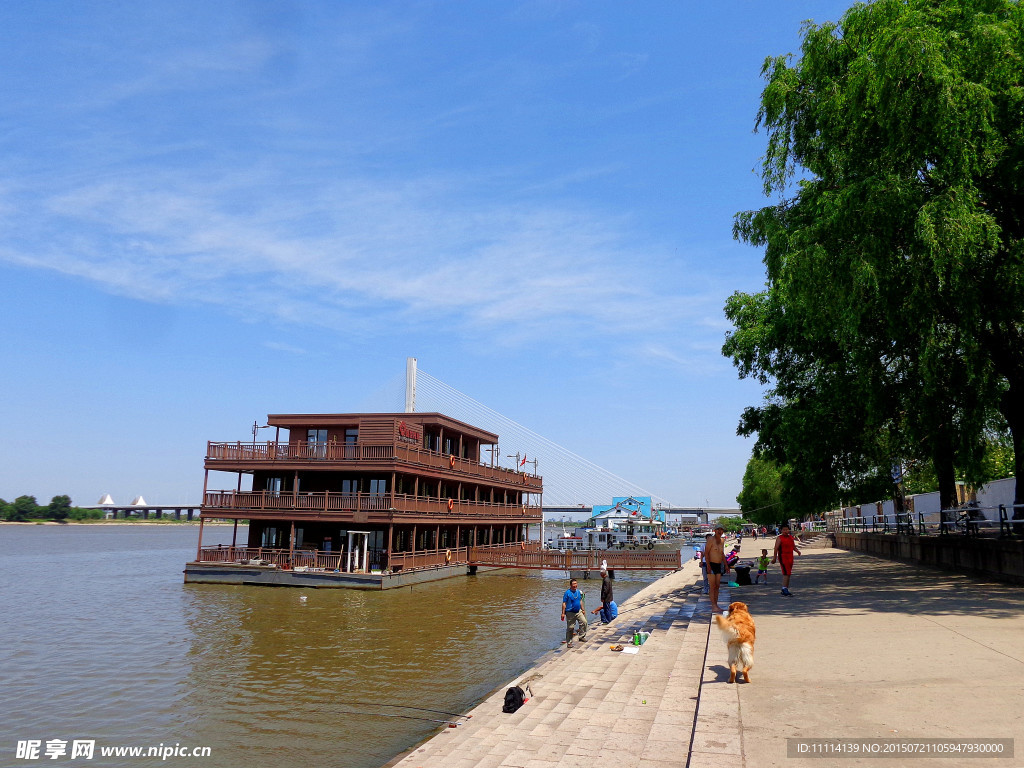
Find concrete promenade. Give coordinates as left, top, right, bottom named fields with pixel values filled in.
left=390, top=541, right=1024, bottom=768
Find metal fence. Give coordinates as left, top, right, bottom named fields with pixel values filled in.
left=826, top=503, right=1022, bottom=538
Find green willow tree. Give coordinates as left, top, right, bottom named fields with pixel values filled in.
left=725, top=0, right=1024, bottom=518
left=736, top=454, right=786, bottom=526
left=725, top=286, right=909, bottom=515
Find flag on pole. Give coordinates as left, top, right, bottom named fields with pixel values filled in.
left=520, top=455, right=527, bottom=466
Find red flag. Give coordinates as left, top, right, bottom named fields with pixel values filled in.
left=520, top=455, right=527, bottom=466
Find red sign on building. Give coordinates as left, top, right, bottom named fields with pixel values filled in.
left=397, top=421, right=422, bottom=444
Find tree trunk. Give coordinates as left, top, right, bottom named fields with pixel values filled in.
left=1013, top=426, right=1024, bottom=534
left=933, top=431, right=958, bottom=513
left=1001, top=384, right=1024, bottom=533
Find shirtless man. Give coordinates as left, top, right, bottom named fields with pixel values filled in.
left=704, top=526, right=730, bottom=614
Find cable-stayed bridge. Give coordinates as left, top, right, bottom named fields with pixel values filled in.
left=361, top=358, right=672, bottom=509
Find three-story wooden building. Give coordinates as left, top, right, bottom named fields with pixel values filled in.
left=187, top=412, right=543, bottom=587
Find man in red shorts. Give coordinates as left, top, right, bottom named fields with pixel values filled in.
left=772, top=523, right=802, bottom=596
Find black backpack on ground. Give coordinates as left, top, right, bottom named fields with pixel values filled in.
left=502, top=685, right=526, bottom=713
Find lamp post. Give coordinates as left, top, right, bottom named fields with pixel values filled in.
left=508, top=452, right=540, bottom=545
left=485, top=444, right=499, bottom=467
left=252, top=422, right=272, bottom=461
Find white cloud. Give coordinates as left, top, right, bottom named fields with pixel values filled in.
left=263, top=341, right=307, bottom=355
left=1, top=165, right=731, bottom=366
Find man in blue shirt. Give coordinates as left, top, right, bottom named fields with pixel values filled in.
left=561, top=578, right=587, bottom=647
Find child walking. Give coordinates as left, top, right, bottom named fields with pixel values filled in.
left=754, top=549, right=770, bottom=584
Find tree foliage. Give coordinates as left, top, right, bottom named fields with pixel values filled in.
left=725, top=0, right=1024, bottom=516
left=48, top=495, right=72, bottom=520
left=0, top=495, right=99, bottom=521
left=715, top=516, right=749, bottom=533
left=736, top=454, right=785, bottom=525
left=13, top=495, right=40, bottom=520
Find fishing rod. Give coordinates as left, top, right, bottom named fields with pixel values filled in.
left=329, top=700, right=472, bottom=719
left=331, top=708, right=465, bottom=727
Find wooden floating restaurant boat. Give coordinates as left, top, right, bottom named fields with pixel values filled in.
left=185, top=412, right=543, bottom=589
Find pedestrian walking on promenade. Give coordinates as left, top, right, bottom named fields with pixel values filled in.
left=754, top=549, right=770, bottom=584
left=772, top=524, right=802, bottom=595
left=561, top=578, right=587, bottom=647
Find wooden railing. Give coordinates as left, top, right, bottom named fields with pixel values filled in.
left=206, top=441, right=542, bottom=488
left=207, top=442, right=392, bottom=462
left=198, top=544, right=476, bottom=572
left=197, top=546, right=300, bottom=568
left=197, top=545, right=375, bottom=570
left=468, top=545, right=683, bottom=571
left=195, top=542, right=682, bottom=572
left=388, top=546, right=471, bottom=571
left=203, top=490, right=540, bottom=519
left=393, top=443, right=540, bottom=487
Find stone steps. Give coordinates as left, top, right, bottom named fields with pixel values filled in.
left=395, top=578, right=712, bottom=767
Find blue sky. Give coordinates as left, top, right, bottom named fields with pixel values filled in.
left=0, top=1, right=852, bottom=508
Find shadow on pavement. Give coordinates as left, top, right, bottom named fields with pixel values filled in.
left=706, top=663, right=733, bottom=683
left=719, top=547, right=1024, bottom=619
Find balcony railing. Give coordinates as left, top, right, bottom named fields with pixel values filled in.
left=207, top=442, right=391, bottom=462
left=469, top=544, right=682, bottom=571
left=196, top=542, right=535, bottom=572
left=205, top=441, right=542, bottom=488
left=194, top=541, right=682, bottom=572
left=203, top=490, right=540, bottom=518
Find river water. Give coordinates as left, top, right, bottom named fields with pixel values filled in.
left=0, top=524, right=663, bottom=768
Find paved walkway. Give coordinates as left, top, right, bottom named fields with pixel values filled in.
left=390, top=540, right=1024, bottom=768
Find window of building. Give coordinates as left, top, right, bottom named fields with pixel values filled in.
left=369, top=478, right=387, bottom=496
left=344, top=428, right=358, bottom=458
left=307, top=429, right=328, bottom=459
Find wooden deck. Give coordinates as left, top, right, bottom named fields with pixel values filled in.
left=195, top=541, right=682, bottom=573
left=468, top=544, right=683, bottom=571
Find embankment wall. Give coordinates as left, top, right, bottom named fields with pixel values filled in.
left=834, top=532, right=1024, bottom=585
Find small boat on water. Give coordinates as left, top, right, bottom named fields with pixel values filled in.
left=545, top=495, right=682, bottom=551
left=543, top=527, right=660, bottom=551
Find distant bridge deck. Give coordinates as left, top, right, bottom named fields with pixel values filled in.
left=80, top=505, right=201, bottom=520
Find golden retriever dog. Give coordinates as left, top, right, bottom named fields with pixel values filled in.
left=713, top=601, right=755, bottom=683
